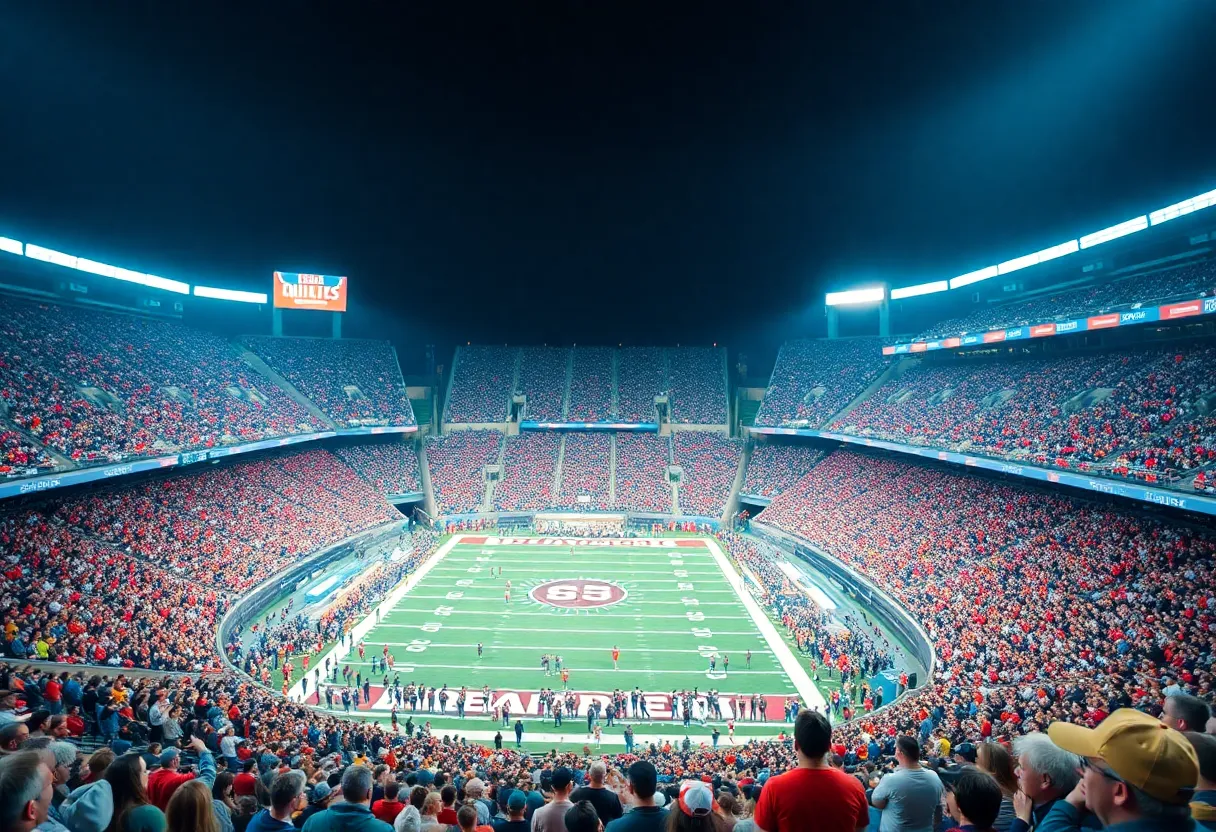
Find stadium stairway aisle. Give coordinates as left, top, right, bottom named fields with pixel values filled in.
left=235, top=344, right=337, bottom=428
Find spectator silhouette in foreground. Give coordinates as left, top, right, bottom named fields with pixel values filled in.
left=870, top=735, right=942, bottom=832
left=753, top=709, right=868, bottom=832
left=943, top=768, right=1004, bottom=832
left=604, top=761, right=665, bottom=832
left=1043, top=708, right=1200, bottom=831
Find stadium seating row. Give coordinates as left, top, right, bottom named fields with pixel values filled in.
left=754, top=338, right=891, bottom=429
left=335, top=441, right=421, bottom=495
left=444, top=345, right=727, bottom=425
left=673, top=431, right=741, bottom=516
left=915, top=259, right=1216, bottom=340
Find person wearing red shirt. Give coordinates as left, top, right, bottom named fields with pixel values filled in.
left=436, top=785, right=460, bottom=826
left=147, top=738, right=215, bottom=810
left=754, top=710, right=869, bottom=832
left=371, top=780, right=406, bottom=824
left=233, top=759, right=259, bottom=796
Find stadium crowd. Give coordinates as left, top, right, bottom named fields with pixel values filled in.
left=758, top=450, right=1216, bottom=756
left=916, top=259, right=1216, bottom=340
left=616, top=347, right=666, bottom=423
left=755, top=339, right=891, bottom=429
left=741, top=444, right=825, bottom=499
left=494, top=433, right=561, bottom=512
left=566, top=348, right=615, bottom=422
left=672, top=432, right=741, bottom=517
left=613, top=433, right=672, bottom=513
left=0, top=300, right=323, bottom=467
left=668, top=348, right=727, bottom=425
left=335, top=442, right=421, bottom=497
left=517, top=348, right=569, bottom=423
left=832, top=344, right=1216, bottom=485
left=556, top=433, right=613, bottom=510
left=0, top=427, right=58, bottom=480
left=244, top=337, right=416, bottom=428
left=425, top=431, right=503, bottom=514
left=444, top=347, right=516, bottom=423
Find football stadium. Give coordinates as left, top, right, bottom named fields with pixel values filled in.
left=3, top=6, right=1216, bottom=832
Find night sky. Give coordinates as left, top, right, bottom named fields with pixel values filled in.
left=4, top=2, right=1216, bottom=367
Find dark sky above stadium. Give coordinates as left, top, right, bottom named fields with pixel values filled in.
left=4, top=2, right=1216, bottom=366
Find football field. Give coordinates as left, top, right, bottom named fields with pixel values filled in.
left=299, top=534, right=823, bottom=748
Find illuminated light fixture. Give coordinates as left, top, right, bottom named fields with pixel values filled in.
left=948, top=265, right=999, bottom=290
left=825, top=286, right=885, bottom=306
left=1079, top=216, right=1148, bottom=249
left=25, top=244, right=189, bottom=294
left=997, top=239, right=1078, bottom=275
left=890, top=280, right=949, bottom=300
left=1150, top=187, right=1216, bottom=226
left=25, top=244, right=77, bottom=268
left=0, top=237, right=22, bottom=255
left=194, top=285, right=268, bottom=304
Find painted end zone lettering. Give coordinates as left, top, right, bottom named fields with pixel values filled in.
left=304, top=686, right=796, bottom=719
left=458, top=536, right=703, bottom=548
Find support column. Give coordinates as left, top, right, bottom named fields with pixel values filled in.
left=272, top=307, right=283, bottom=336
left=827, top=306, right=839, bottom=339
left=879, top=298, right=890, bottom=338
left=332, top=312, right=342, bottom=339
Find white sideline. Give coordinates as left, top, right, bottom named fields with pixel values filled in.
left=288, top=535, right=462, bottom=700
left=703, top=538, right=826, bottom=710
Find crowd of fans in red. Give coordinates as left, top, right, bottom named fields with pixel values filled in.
left=758, top=448, right=1215, bottom=751
left=832, top=345, right=1216, bottom=487
left=494, top=432, right=561, bottom=511
left=444, top=346, right=516, bottom=423
left=672, top=432, right=741, bottom=517
left=335, top=440, right=421, bottom=496
left=517, top=347, right=569, bottom=422
left=557, top=432, right=613, bottom=509
left=0, top=301, right=323, bottom=474
left=741, top=443, right=825, bottom=499
left=244, top=336, right=416, bottom=428
left=668, top=347, right=728, bottom=425
left=755, top=338, right=891, bottom=429
left=613, top=433, right=673, bottom=513
left=616, top=347, right=666, bottom=423
left=566, top=346, right=614, bottom=421
left=425, top=430, right=503, bottom=514
left=915, top=260, right=1216, bottom=340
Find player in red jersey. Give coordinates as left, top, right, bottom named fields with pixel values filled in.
left=612, top=646, right=620, bottom=670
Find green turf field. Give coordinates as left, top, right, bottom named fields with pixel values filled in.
left=300, top=534, right=823, bottom=750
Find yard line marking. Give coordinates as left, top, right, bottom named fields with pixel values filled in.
left=383, top=609, right=745, bottom=619
left=366, top=624, right=765, bottom=635
left=333, top=661, right=786, bottom=674
left=369, top=642, right=775, bottom=654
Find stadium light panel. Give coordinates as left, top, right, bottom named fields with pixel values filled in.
left=997, top=239, right=1078, bottom=275
left=948, top=265, right=999, bottom=290
left=25, top=244, right=77, bottom=268
left=25, top=244, right=189, bottom=293
left=1079, top=216, right=1148, bottom=249
left=194, top=285, right=268, bottom=304
left=0, top=237, right=22, bottom=256
left=825, top=286, right=885, bottom=306
left=1150, top=188, right=1216, bottom=225
left=890, top=280, right=949, bottom=300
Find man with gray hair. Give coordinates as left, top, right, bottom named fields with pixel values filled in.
left=571, top=761, right=623, bottom=825
left=247, top=769, right=308, bottom=832
left=1010, top=733, right=1091, bottom=832
left=0, top=749, right=57, bottom=832
left=302, top=765, right=393, bottom=832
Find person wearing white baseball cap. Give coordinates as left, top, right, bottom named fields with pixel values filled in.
left=1044, top=708, right=1200, bottom=831
left=671, top=780, right=716, bottom=831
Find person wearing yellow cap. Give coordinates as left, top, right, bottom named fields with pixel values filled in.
left=1040, top=708, right=1200, bottom=832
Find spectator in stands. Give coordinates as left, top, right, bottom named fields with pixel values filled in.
left=605, top=761, right=664, bottom=832
left=753, top=710, right=868, bottom=832
left=166, top=780, right=221, bottom=832
left=976, top=742, right=1019, bottom=832
left=1010, top=734, right=1084, bottom=832
left=149, top=738, right=216, bottom=811
left=302, top=766, right=392, bottom=832
left=1045, top=709, right=1199, bottom=830
left=571, top=762, right=623, bottom=826
left=1162, top=696, right=1212, bottom=735
left=870, top=736, right=942, bottom=832
left=530, top=767, right=576, bottom=832
left=1185, top=733, right=1216, bottom=830
left=494, top=790, right=529, bottom=832
left=247, top=769, right=308, bottom=832
left=107, top=752, right=166, bottom=832
left=943, top=768, right=1004, bottom=832
left=0, top=749, right=55, bottom=832
left=371, top=782, right=405, bottom=825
